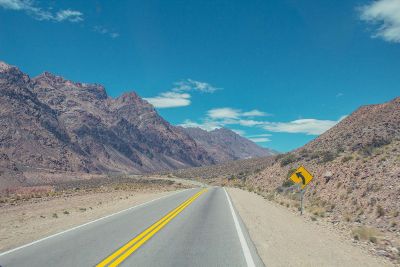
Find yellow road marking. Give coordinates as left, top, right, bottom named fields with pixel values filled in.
left=96, top=189, right=207, bottom=267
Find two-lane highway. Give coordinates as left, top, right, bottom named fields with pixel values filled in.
left=0, top=187, right=264, bottom=267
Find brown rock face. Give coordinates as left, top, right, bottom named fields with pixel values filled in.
left=0, top=61, right=216, bottom=179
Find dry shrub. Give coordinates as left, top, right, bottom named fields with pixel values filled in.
left=309, top=206, right=326, bottom=217
left=352, top=227, right=381, bottom=243
left=376, top=205, right=385, bottom=218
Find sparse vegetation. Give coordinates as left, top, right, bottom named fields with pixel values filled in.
left=264, top=193, right=275, bottom=201
left=352, top=227, right=380, bottom=243
left=336, top=181, right=342, bottom=189
left=287, top=168, right=296, bottom=178
left=280, top=154, right=297, bottom=167
left=341, top=155, right=353, bottom=163
left=344, top=213, right=352, bottom=222
left=391, top=210, right=399, bottom=218
left=376, top=205, right=385, bottom=218
left=319, top=151, right=338, bottom=163
left=281, top=179, right=294, bottom=188
left=309, top=206, right=326, bottom=217
left=360, top=138, right=391, bottom=157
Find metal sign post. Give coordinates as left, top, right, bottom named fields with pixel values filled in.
left=300, top=188, right=304, bottom=215
left=297, top=184, right=304, bottom=215
left=290, top=166, right=313, bottom=216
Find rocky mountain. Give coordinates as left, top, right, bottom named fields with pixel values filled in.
left=238, top=97, right=400, bottom=259
left=181, top=127, right=275, bottom=162
left=0, top=61, right=215, bottom=183
left=301, top=98, right=400, bottom=153
left=0, top=61, right=273, bottom=187
left=246, top=97, right=400, bottom=221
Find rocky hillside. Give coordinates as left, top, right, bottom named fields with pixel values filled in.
left=248, top=97, right=400, bottom=222
left=0, top=61, right=274, bottom=187
left=180, top=127, right=275, bottom=162
left=0, top=61, right=215, bottom=183
left=241, top=97, right=400, bottom=261
left=173, top=97, right=400, bottom=262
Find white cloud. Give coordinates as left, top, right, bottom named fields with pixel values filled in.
left=94, top=26, right=120, bottom=38
left=247, top=134, right=272, bottom=137
left=206, top=107, right=269, bottom=120
left=173, top=79, right=220, bottom=93
left=208, top=108, right=240, bottom=119
left=248, top=137, right=271, bottom=143
left=0, top=0, right=27, bottom=10
left=0, top=0, right=83, bottom=22
left=242, top=109, right=269, bottom=117
left=144, top=92, right=191, bottom=108
left=237, top=119, right=265, bottom=126
left=246, top=133, right=271, bottom=143
left=179, top=107, right=272, bottom=140
left=144, top=79, right=219, bottom=109
left=180, top=104, right=344, bottom=138
left=110, top=32, right=120, bottom=38
left=263, top=118, right=340, bottom=135
left=54, top=9, right=83, bottom=22
left=360, top=0, right=400, bottom=43
left=179, top=119, right=223, bottom=131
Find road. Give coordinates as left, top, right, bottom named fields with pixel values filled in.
left=0, top=187, right=264, bottom=267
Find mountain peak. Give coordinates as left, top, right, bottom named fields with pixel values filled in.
left=33, top=72, right=108, bottom=100
left=119, top=91, right=141, bottom=101
left=211, top=127, right=236, bottom=135
left=115, top=91, right=153, bottom=108
left=0, top=61, right=14, bottom=72
left=37, top=71, right=60, bottom=79
left=34, top=71, right=67, bottom=84
left=0, top=61, right=30, bottom=85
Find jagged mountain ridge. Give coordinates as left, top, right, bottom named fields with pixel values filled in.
left=0, top=61, right=272, bottom=185
left=181, top=127, right=275, bottom=162
left=0, top=61, right=215, bottom=178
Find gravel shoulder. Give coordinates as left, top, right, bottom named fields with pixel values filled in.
left=228, top=187, right=394, bottom=267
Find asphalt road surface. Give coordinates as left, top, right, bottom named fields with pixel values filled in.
left=0, top=187, right=264, bottom=267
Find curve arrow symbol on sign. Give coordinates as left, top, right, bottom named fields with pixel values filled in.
left=296, top=172, right=306, bottom=185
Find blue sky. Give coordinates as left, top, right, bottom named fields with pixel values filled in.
left=1, top=0, right=400, bottom=152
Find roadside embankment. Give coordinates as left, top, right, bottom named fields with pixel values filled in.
left=228, top=187, right=395, bottom=267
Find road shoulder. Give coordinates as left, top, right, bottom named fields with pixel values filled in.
left=227, top=187, right=394, bottom=267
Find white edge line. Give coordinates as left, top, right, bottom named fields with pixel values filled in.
left=224, top=187, right=256, bottom=267
left=0, top=188, right=193, bottom=257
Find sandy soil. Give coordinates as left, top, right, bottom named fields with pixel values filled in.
left=228, top=187, right=395, bottom=267
left=0, top=189, right=182, bottom=252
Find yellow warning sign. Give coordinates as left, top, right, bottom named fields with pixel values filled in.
left=290, top=166, right=313, bottom=189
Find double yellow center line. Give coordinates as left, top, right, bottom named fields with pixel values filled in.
left=96, top=188, right=208, bottom=267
